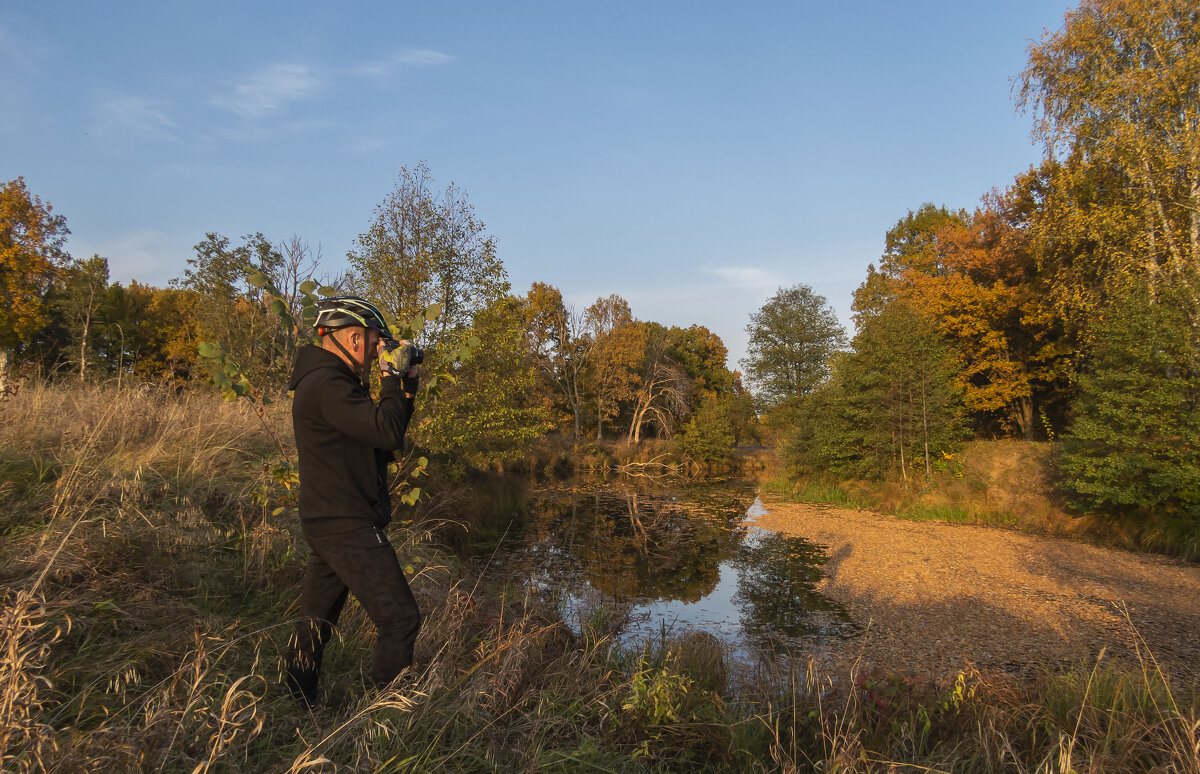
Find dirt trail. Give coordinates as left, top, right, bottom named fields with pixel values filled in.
left=751, top=493, right=1200, bottom=683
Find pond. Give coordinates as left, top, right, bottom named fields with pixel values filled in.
left=477, top=478, right=857, bottom=666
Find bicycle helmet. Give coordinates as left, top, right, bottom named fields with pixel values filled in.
left=314, top=296, right=392, bottom=338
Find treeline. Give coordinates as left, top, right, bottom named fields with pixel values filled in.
left=756, top=0, right=1200, bottom=548
left=1, top=165, right=754, bottom=468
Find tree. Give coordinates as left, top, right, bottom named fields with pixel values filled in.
left=677, top=395, right=736, bottom=462
left=60, top=255, right=110, bottom=380
left=1060, top=282, right=1200, bottom=522
left=107, top=282, right=201, bottom=385
left=741, top=284, right=845, bottom=407
left=784, top=302, right=965, bottom=482
left=348, top=163, right=506, bottom=352
left=417, top=295, right=551, bottom=466
left=521, top=282, right=589, bottom=440
left=626, top=322, right=689, bottom=444
left=875, top=200, right=1073, bottom=438
left=176, top=232, right=282, bottom=383
left=1019, top=0, right=1200, bottom=299
left=667, top=324, right=734, bottom=401
left=0, top=178, right=69, bottom=355
left=584, top=295, right=643, bottom=441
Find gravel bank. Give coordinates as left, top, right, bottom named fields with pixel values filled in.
left=751, top=493, right=1200, bottom=684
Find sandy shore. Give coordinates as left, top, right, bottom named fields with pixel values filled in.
left=749, top=493, right=1200, bottom=683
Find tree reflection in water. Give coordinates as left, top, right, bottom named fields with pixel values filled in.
left=732, top=528, right=856, bottom=649
left=494, top=480, right=854, bottom=658
left=518, top=483, right=748, bottom=603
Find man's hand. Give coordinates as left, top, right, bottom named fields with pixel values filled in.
left=378, top=339, right=419, bottom=382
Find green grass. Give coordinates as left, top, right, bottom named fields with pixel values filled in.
left=897, top=502, right=976, bottom=524
left=761, top=474, right=877, bottom=510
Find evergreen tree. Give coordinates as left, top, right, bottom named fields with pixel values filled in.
left=785, top=302, right=965, bottom=481
left=1060, top=283, right=1200, bottom=520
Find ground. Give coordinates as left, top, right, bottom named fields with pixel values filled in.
left=751, top=493, right=1200, bottom=685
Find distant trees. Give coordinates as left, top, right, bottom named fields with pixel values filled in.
left=521, top=282, right=588, bottom=440
left=0, top=171, right=747, bottom=472
left=60, top=255, right=110, bottom=380
left=585, top=295, right=643, bottom=442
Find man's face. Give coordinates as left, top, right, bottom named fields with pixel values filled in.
left=364, top=329, right=380, bottom=364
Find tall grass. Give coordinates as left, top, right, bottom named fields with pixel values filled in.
left=1, top=383, right=1196, bottom=771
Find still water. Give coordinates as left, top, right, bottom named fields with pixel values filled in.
left=480, top=479, right=856, bottom=663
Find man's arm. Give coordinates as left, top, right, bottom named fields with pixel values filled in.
left=318, top=372, right=413, bottom=451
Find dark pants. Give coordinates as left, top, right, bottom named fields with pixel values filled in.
left=286, top=524, right=421, bottom=702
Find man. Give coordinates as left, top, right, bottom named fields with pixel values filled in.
left=285, top=295, right=421, bottom=704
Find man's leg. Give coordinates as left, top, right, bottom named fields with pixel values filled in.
left=316, top=526, right=422, bottom=688
left=286, top=543, right=350, bottom=703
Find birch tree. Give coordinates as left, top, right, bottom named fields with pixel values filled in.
left=1019, top=0, right=1200, bottom=299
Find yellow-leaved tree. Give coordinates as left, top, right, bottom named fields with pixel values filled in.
left=0, top=178, right=69, bottom=355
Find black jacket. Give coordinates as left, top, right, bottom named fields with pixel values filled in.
left=288, top=345, right=415, bottom=535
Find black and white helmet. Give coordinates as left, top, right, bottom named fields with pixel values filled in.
left=314, top=296, right=392, bottom=338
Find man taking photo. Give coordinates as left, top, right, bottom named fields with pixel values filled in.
left=284, top=295, right=422, bottom=704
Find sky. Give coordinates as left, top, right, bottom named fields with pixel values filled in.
left=1, top=1, right=1072, bottom=369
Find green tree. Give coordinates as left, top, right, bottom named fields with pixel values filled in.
left=677, top=395, right=736, bottom=462
left=742, top=284, right=846, bottom=408
left=1060, top=282, right=1200, bottom=524
left=667, top=324, right=733, bottom=399
left=418, top=295, right=551, bottom=466
left=348, top=163, right=505, bottom=352
left=786, top=302, right=964, bottom=482
left=176, top=232, right=282, bottom=383
left=0, top=177, right=69, bottom=356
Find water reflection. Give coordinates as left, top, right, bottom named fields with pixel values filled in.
left=485, top=480, right=855, bottom=661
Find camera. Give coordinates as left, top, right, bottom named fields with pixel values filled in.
left=381, top=338, right=423, bottom=374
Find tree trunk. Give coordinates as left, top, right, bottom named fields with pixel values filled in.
left=921, top=369, right=931, bottom=481
left=1014, top=397, right=1035, bottom=440
left=79, top=310, right=91, bottom=381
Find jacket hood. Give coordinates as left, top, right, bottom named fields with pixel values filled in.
left=288, top=345, right=354, bottom=391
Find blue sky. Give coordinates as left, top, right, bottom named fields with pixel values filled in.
left=1, top=1, right=1071, bottom=368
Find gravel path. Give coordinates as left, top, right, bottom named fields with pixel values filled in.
left=751, top=493, right=1200, bottom=684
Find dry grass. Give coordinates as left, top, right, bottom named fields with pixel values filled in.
left=1, top=382, right=1197, bottom=772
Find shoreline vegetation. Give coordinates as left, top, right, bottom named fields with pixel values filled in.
left=3, top=382, right=1198, bottom=772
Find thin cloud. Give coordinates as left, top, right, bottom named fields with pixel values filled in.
left=212, top=63, right=320, bottom=118
left=702, top=266, right=782, bottom=292
left=95, top=95, right=177, bottom=137
left=353, top=48, right=455, bottom=78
